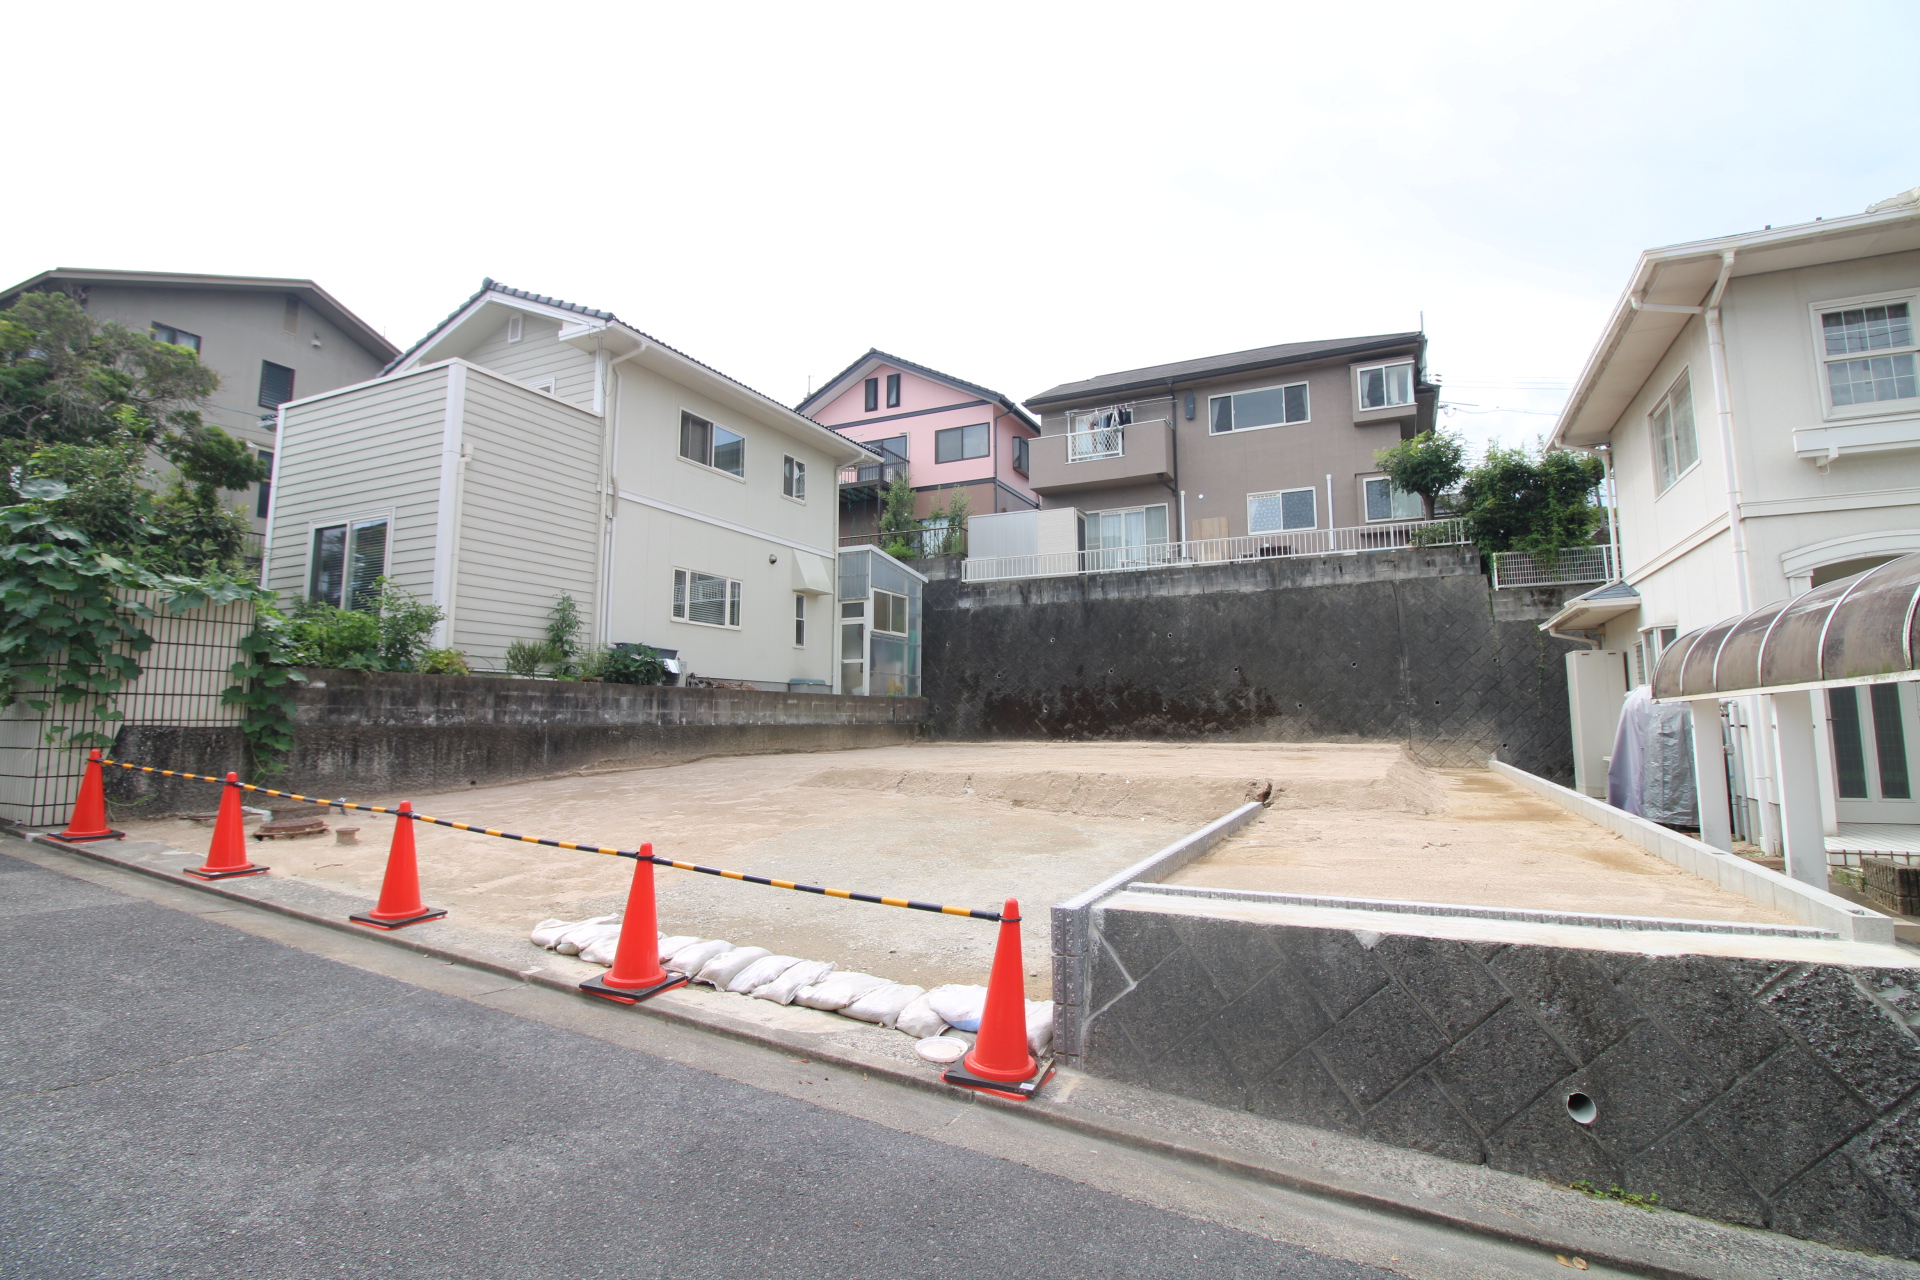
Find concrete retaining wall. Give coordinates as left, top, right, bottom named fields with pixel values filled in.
left=1079, top=895, right=1920, bottom=1258
left=923, top=547, right=1586, bottom=781
left=104, top=671, right=926, bottom=813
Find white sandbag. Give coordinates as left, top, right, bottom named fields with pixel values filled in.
left=665, top=939, right=731, bottom=975
left=925, top=984, right=988, bottom=1032
left=530, top=918, right=575, bottom=948
left=894, top=992, right=949, bottom=1039
left=752, top=960, right=835, bottom=1005
left=1026, top=1000, right=1055, bottom=1057
left=914, top=1036, right=969, bottom=1064
left=580, top=933, right=622, bottom=966
left=841, top=983, right=926, bottom=1029
left=794, top=971, right=889, bottom=1011
left=656, top=935, right=701, bottom=963
left=726, top=954, right=800, bottom=994
left=695, top=946, right=772, bottom=988
left=555, top=921, right=621, bottom=955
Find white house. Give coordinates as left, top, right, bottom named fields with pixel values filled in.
left=263, top=280, right=876, bottom=689
left=1545, top=184, right=1920, bottom=868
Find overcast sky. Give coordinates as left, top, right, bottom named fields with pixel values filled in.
left=6, top=1, right=1916, bottom=456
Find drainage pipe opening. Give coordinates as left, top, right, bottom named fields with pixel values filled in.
left=1566, top=1092, right=1597, bottom=1125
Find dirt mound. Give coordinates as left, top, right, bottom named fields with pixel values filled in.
left=804, top=747, right=1442, bottom=824
left=1264, top=751, right=1442, bottom=816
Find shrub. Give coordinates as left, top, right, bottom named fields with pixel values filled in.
left=285, top=600, right=383, bottom=670
left=418, top=647, right=471, bottom=676
left=601, top=643, right=667, bottom=686
left=504, top=638, right=561, bottom=677
left=370, top=579, right=443, bottom=671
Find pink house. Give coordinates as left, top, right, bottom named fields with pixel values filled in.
left=798, top=349, right=1041, bottom=546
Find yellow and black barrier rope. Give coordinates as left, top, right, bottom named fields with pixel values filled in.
left=100, top=758, right=1003, bottom=922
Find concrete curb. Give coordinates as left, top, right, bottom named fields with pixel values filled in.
left=1050, top=800, right=1266, bottom=1060
left=1490, top=758, right=1894, bottom=942
left=23, top=829, right=1899, bottom=1280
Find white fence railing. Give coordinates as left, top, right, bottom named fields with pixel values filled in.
left=962, top=517, right=1467, bottom=583
left=1489, top=545, right=1615, bottom=589
left=1066, top=425, right=1125, bottom=462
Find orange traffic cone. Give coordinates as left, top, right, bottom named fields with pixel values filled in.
left=581, top=844, right=687, bottom=1005
left=57, top=749, right=123, bottom=842
left=944, top=897, right=1054, bottom=1100
left=184, top=772, right=268, bottom=880
left=350, top=803, right=446, bottom=930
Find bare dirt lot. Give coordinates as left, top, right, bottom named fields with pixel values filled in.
left=1171, top=763, right=1798, bottom=926
left=115, top=742, right=1793, bottom=996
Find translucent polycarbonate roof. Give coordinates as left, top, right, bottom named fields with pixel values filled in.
left=1652, top=553, right=1920, bottom=699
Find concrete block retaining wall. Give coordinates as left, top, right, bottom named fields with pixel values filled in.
left=923, top=546, right=1587, bottom=782
left=104, top=671, right=926, bottom=814
left=1078, top=894, right=1920, bottom=1258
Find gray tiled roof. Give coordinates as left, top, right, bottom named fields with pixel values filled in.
left=1025, top=331, right=1423, bottom=409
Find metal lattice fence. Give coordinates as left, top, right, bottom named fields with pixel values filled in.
left=1489, top=545, right=1615, bottom=589
left=0, top=591, right=254, bottom=826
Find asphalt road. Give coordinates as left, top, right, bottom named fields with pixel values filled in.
left=0, top=845, right=1398, bottom=1280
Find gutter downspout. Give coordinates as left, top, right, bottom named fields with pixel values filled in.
left=599, top=342, right=649, bottom=645
left=1702, top=251, right=1747, bottom=611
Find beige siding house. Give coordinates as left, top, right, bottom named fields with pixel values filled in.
left=265, top=280, right=873, bottom=686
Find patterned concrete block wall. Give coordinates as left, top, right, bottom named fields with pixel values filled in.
left=1084, top=904, right=1920, bottom=1259
left=922, top=548, right=1584, bottom=782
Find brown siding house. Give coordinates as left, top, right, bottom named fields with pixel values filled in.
left=1022, top=332, right=1437, bottom=548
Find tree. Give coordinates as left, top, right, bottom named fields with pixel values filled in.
left=879, top=467, right=917, bottom=558
left=1373, top=429, right=1466, bottom=520
left=1453, top=441, right=1606, bottom=558
left=0, top=290, right=265, bottom=502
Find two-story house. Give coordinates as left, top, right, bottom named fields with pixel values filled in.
left=1544, top=185, right=1920, bottom=862
left=1001, top=332, right=1438, bottom=567
left=0, top=268, right=398, bottom=537
left=797, top=350, right=1041, bottom=550
left=263, top=279, right=874, bottom=688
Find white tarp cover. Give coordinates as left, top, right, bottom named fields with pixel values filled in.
left=1607, top=685, right=1696, bottom=826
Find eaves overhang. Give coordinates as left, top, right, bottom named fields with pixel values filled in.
left=1024, top=332, right=1423, bottom=411
left=1552, top=200, right=1920, bottom=450
left=0, top=266, right=400, bottom=363
left=1539, top=580, right=1642, bottom=635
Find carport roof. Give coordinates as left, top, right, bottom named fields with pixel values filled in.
left=1652, top=552, right=1920, bottom=700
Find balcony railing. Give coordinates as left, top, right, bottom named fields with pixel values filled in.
left=961, top=517, right=1467, bottom=583
left=1066, top=424, right=1125, bottom=462
left=839, top=460, right=908, bottom=487
left=1489, top=545, right=1615, bottom=589
left=840, top=523, right=967, bottom=559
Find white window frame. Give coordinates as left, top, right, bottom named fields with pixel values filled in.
left=872, top=588, right=908, bottom=637
left=529, top=376, right=557, bottom=396
left=1247, top=487, right=1317, bottom=534
left=794, top=592, right=807, bottom=647
left=506, top=313, right=523, bottom=343
left=1208, top=381, right=1310, bottom=434
left=1359, top=474, right=1425, bottom=523
left=671, top=567, right=742, bottom=630
left=782, top=455, right=807, bottom=502
left=302, top=510, right=393, bottom=611
left=678, top=409, right=746, bottom=481
left=1809, top=288, right=1920, bottom=420
left=1355, top=361, right=1416, bottom=411
left=1649, top=369, right=1700, bottom=495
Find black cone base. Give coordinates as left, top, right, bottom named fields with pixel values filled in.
left=350, top=906, right=448, bottom=930
left=182, top=864, right=269, bottom=880
left=580, top=972, right=688, bottom=1005
left=55, top=829, right=125, bottom=843
left=942, top=1057, right=1056, bottom=1100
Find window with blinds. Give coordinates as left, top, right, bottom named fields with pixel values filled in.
left=258, top=361, right=296, bottom=409
left=308, top=518, right=388, bottom=610
left=672, top=569, right=741, bottom=628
